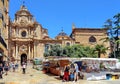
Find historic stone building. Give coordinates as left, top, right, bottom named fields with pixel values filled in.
left=70, top=25, right=110, bottom=57
left=55, top=30, right=75, bottom=47
left=8, top=5, right=74, bottom=63
left=0, top=0, right=9, bottom=62
left=8, top=4, right=110, bottom=63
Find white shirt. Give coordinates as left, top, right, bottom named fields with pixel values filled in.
left=22, top=64, right=26, bottom=68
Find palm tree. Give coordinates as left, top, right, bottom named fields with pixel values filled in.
left=83, top=46, right=97, bottom=58
left=103, top=19, right=116, bottom=58
left=104, top=19, right=113, bottom=36
left=113, top=13, right=120, bottom=52
left=94, top=44, right=108, bottom=58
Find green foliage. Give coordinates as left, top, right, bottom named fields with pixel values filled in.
left=83, top=46, right=97, bottom=58
left=44, top=44, right=98, bottom=58
left=65, top=44, right=98, bottom=58
left=44, top=52, right=50, bottom=57
left=44, top=44, right=63, bottom=57
left=94, top=44, right=108, bottom=58
left=104, top=13, right=120, bottom=58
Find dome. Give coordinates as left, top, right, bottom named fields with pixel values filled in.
left=15, top=5, right=32, bottom=16
left=57, top=30, right=67, bottom=36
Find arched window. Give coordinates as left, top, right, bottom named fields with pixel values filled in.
left=66, top=42, right=70, bottom=46
left=89, top=36, right=96, bottom=43
left=21, top=31, right=26, bottom=37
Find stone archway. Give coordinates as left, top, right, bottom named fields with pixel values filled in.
left=21, top=53, right=27, bottom=65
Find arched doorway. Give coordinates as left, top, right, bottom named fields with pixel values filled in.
left=21, top=54, right=27, bottom=65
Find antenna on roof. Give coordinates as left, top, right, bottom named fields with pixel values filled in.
left=61, top=27, right=63, bottom=32
left=21, top=0, right=25, bottom=6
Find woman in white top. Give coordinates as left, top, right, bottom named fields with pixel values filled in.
left=22, top=62, right=26, bottom=74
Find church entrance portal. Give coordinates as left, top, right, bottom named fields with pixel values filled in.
left=21, top=54, right=27, bottom=65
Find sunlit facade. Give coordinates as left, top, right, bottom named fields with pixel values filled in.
left=0, top=0, right=9, bottom=62
left=70, top=25, right=110, bottom=57
left=7, top=4, right=110, bottom=63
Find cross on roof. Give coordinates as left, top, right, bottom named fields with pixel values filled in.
left=23, top=0, right=25, bottom=5
left=61, top=27, right=63, bottom=32
left=21, top=0, right=25, bottom=5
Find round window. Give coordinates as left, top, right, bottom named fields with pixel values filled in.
left=21, top=31, right=26, bottom=37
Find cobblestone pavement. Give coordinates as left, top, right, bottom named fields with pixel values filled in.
left=0, top=63, right=120, bottom=84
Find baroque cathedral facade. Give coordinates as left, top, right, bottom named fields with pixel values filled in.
left=8, top=5, right=74, bottom=63
left=7, top=5, right=110, bottom=63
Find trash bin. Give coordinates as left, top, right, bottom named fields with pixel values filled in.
left=106, top=73, right=112, bottom=80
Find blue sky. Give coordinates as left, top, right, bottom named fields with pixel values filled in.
left=9, top=0, right=120, bottom=38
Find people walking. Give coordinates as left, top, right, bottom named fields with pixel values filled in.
left=69, top=63, right=75, bottom=81
left=22, top=62, right=26, bottom=74
left=4, top=63, right=9, bottom=75
left=12, top=62, right=16, bottom=72
left=15, top=61, right=19, bottom=72
left=74, top=63, right=79, bottom=82
left=62, top=65, right=70, bottom=82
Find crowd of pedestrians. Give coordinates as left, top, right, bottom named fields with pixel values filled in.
left=61, top=63, right=83, bottom=82
left=0, top=61, right=27, bottom=79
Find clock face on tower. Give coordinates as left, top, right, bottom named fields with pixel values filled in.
left=21, top=31, right=26, bottom=37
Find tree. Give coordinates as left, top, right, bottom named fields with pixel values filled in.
left=63, top=45, right=72, bottom=57
left=43, top=44, right=63, bottom=57
left=104, top=13, right=120, bottom=58
left=94, top=44, right=108, bottom=58
left=113, top=13, right=120, bottom=52
left=44, top=52, right=50, bottom=57
left=64, top=44, right=97, bottom=58
left=83, top=46, right=97, bottom=58
left=44, top=44, right=98, bottom=58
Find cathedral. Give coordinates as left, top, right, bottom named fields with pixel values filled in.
left=8, top=5, right=74, bottom=63
left=7, top=5, right=110, bottom=63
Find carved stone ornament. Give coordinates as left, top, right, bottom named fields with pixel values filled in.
left=20, top=19, right=27, bottom=26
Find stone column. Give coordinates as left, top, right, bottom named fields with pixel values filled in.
left=34, top=42, right=36, bottom=58
left=15, top=44, right=18, bottom=60
left=36, top=43, right=37, bottom=57
left=29, top=28, right=30, bottom=37
left=18, top=28, right=19, bottom=37
left=12, top=48, right=15, bottom=58
left=28, top=44, right=30, bottom=60
left=16, top=28, right=18, bottom=37
left=32, top=46, right=33, bottom=59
